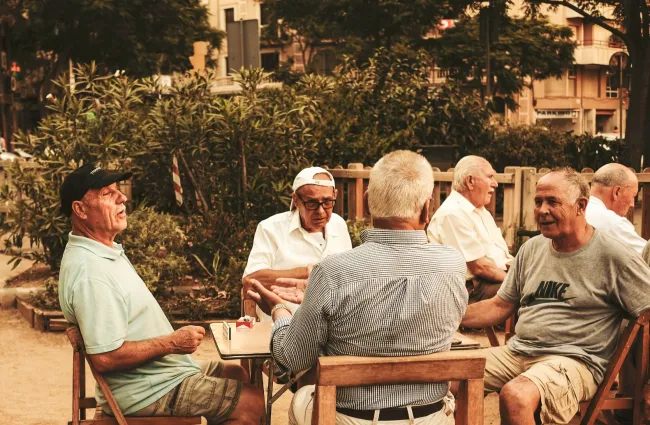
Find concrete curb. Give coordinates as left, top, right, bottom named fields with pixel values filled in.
left=0, top=287, right=44, bottom=309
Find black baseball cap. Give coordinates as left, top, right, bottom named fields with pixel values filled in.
left=60, top=163, right=133, bottom=216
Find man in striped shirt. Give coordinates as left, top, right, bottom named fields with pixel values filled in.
left=248, top=150, right=468, bottom=425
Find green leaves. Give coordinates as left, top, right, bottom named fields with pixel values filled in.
left=434, top=15, right=575, bottom=109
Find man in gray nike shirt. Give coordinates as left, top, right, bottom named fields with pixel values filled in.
left=462, top=167, right=650, bottom=425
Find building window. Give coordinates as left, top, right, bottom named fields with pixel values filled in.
left=225, top=8, right=235, bottom=24
left=260, top=3, right=271, bottom=26
left=261, top=52, right=280, bottom=71
left=606, top=71, right=619, bottom=98
left=225, top=56, right=230, bottom=75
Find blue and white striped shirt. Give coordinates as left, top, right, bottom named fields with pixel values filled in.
left=270, top=228, right=468, bottom=409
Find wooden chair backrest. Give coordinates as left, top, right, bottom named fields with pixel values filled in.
left=580, top=309, right=650, bottom=425
left=311, top=350, right=487, bottom=425
left=66, top=326, right=130, bottom=425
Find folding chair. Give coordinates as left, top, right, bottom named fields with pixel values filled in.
left=66, top=326, right=201, bottom=425
left=577, top=309, right=650, bottom=425
left=311, top=350, right=487, bottom=425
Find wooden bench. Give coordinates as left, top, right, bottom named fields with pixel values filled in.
left=66, top=326, right=201, bottom=425
left=311, top=350, right=487, bottom=425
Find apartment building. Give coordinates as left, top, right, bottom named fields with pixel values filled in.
left=506, top=3, right=628, bottom=135
left=201, top=0, right=628, bottom=135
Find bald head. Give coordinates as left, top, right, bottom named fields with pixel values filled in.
left=592, top=163, right=637, bottom=188
left=591, top=163, right=638, bottom=217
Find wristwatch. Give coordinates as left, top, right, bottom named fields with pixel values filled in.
left=271, top=303, right=290, bottom=317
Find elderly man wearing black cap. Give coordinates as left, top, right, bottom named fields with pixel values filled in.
left=58, top=163, right=264, bottom=425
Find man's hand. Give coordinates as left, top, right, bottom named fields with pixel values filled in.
left=247, top=279, right=285, bottom=315
left=272, top=277, right=308, bottom=304
left=168, top=326, right=205, bottom=354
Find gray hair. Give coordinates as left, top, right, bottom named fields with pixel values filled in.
left=452, top=155, right=490, bottom=192
left=549, top=167, right=590, bottom=203
left=368, top=150, right=434, bottom=219
left=592, top=163, right=636, bottom=187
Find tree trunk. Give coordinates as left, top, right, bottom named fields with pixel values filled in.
left=627, top=39, right=650, bottom=169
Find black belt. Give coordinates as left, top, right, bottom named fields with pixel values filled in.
left=336, top=401, right=444, bottom=421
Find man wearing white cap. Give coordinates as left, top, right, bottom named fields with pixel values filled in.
left=242, top=167, right=352, bottom=321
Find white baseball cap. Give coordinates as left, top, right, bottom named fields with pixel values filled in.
left=290, top=167, right=335, bottom=210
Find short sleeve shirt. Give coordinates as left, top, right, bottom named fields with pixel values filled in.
left=428, top=190, right=513, bottom=279
left=586, top=196, right=646, bottom=253
left=243, top=210, right=352, bottom=277
left=243, top=210, right=351, bottom=318
left=497, top=230, right=650, bottom=384
left=59, top=233, right=200, bottom=415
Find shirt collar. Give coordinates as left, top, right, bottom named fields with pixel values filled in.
left=66, top=232, right=123, bottom=260
left=360, top=228, right=428, bottom=245
left=588, top=196, right=607, bottom=210
left=448, top=190, right=480, bottom=213
left=288, top=209, right=340, bottom=237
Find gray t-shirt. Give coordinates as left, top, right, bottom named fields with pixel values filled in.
left=498, top=230, right=650, bottom=384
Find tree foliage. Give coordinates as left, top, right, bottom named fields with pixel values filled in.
left=264, top=0, right=463, bottom=64
left=434, top=15, right=575, bottom=109
left=4, top=0, right=224, bottom=100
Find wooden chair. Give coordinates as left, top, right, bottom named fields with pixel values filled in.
left=484, top=314, right=517, bottom=348
left=311, top=350, right=487, bottom=425
left=576, top=309, right=650, bottom=425
left=66, top=326, right=201, bottom=425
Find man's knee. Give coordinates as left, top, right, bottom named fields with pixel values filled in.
left=220, top=363, right=250, bottom=382
left=500, top=377, right=540, bottom=414
left=225, top=384, right=264, bottom=425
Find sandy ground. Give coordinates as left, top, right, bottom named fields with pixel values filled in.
left=0, top=306, right=500, bottom=425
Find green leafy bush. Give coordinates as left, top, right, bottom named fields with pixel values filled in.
left=0, top=63, right=150, bottom=269
left=347, top=219, right=372, bottom=248
left=117, top=206, right=189, bottom=296
left=306, top=50, right=490, bottom=166
left=478, top=125, right=626, bottom=171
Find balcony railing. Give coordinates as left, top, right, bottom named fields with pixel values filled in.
left=576, top=40, right=627, bottom=50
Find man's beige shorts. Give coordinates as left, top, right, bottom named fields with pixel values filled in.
left=483, top=346, right=599, bottom=424
left=131, top=360, right=242, bottom=422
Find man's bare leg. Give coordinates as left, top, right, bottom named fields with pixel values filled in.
left=222, top=384, right=265, bottom=425
left=499, top=376, right=541, bottom=425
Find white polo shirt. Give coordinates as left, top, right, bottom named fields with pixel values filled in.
left=586, top=196, right=646, bottom=254
left=243, top=209, right=352, bottom=320
left=427, top=190, right=513, bottom=280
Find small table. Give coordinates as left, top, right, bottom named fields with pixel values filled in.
left=211, top=322, right=299, bottom=425
left=210, top=322, right=481, bottom=424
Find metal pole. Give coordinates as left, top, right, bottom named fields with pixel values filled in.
left=486, top=1, right=491, bottom=104
left=619, top=55, right=623, bottom=141
left=240, top=20, right=245, bottom=70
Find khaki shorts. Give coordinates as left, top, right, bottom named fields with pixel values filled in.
left=131, top=360, right=242, bottom=423
left=483, top=346, right=598, bottom=424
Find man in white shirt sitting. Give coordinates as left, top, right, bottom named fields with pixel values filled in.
left=428, top=155, right=513, bottom=303
left=586, top=163, right=645, bottom=253
left=242, top=167, right=352, bottom=321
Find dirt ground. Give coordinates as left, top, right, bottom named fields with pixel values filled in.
left=0, top=307, right=500, bottom=425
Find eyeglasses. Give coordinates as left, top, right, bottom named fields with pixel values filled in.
left=297, top=194, right=336, bottom=210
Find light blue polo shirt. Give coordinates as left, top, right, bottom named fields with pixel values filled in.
left=59, top=233, right=200, bottom=415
